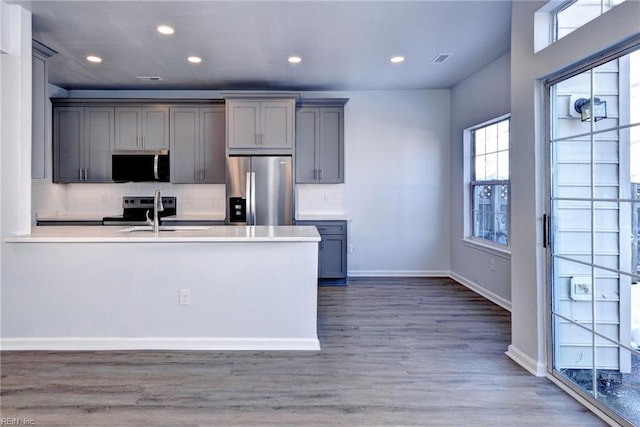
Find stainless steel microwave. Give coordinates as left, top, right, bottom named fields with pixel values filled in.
left=112, top=150, right=170, bottom=182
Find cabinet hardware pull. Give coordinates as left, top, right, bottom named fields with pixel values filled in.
left=319, top=169, right=323, bottom=180
left=79, top=169, right=83, bottom=181
left=313, top=169, right=317, bottom=180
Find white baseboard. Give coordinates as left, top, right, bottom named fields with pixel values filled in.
left=348, top=270, right=450, bottom=277
left=505, top=344, right=547, bottom=377
left=449, top=272, right=512, bottom=312
left=1, top=337, right=321, bottom=351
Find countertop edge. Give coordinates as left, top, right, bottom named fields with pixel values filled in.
left=4, top=236, right=321, bottom=243
left=3, top=225, right=321, bottom=243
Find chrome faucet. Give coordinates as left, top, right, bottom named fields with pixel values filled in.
left=146, top=189, right=164, bottom=235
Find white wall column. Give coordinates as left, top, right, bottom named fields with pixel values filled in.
left=0, top=1, right=32, bottom=237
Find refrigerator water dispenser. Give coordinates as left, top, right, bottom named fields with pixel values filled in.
left=229, top=197, right=246, bottom=223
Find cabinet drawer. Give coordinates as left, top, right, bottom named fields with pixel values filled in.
left=297, top=220, right=347, bottom=235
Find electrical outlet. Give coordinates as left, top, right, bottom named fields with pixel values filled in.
left=348, top=244, right=354, bottom=254
left=179, top=289, right=190, bottom=305
left=489, top=258, right=496, bottom=271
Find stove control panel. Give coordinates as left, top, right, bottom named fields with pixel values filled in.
left=122, top=196, right=176, bottom=210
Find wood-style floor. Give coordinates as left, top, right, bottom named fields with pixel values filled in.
left=1, top=277, right=605, bottom=426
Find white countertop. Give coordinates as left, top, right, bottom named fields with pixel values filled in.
left=4, top=225, right=321, bottom=243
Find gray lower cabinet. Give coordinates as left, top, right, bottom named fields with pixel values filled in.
left=296, top=220, right=348, bottom=285
left=53, top=106, right=113, bottom=183
left=295, top=101, right=346, bottom=183
left=114, top=106, right=169, bottom=150
left=170, top=106, right=225, bottom=183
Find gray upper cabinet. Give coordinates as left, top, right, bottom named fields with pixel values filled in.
left=295, top=100, right=347, bottom=184
left=32, top=40, right=57, bottom=179
left=170, top=106, right=225, bottom=183
left=53, top=106, right=113, bottom=183
left=226, top=98, right=295, bottom=151
left=114, top=107, right=169, bottom=150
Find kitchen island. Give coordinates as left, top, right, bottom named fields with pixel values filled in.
left=2, top=226, right=321, bottom=351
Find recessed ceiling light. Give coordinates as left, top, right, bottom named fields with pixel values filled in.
left=390, top=56, right=405, bottom=64
left=288, top=56, right=302, bottom=64
left=86, top=55, right=102, bottom=63
left=157, top=25, right=175, bottom=35
left=187, top=56, right=202, bottom=64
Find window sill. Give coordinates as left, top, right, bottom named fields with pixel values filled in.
left=462, top=238, right=511, bottom=260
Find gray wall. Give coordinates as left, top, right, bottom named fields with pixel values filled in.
left=450, top=53, right=511, bottom=309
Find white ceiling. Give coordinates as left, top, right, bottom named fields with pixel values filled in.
left=18, top=0, right=512, bottom=91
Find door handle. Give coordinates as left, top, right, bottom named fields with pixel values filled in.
left=245, top=171, right=252, bottom=224
left=250, top=171, right=256, bottom=225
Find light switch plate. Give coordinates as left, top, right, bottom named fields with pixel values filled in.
left=179, top=289, right=190, bottom=305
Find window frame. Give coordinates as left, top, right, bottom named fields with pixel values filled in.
left=551, top=0, right=626, bottom=43
left=464, top=115, right=511, bottom=252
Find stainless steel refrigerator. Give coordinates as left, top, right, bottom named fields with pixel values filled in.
left=226, top=156, right=293, bottom=225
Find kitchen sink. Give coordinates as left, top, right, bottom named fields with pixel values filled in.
left=118, top=225, right=211, bottom=233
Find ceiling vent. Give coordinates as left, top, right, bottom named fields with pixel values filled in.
left=431, top=53, right=451, bottom=64
left=136, top=76, right=164, bottom=82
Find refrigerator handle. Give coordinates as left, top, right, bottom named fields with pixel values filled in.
left=250, top=171, right=256, bottom=225
left=245, top=171, right=252, bottom=225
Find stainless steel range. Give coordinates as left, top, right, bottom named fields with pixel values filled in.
left=102, top=196, right=176, bottom=226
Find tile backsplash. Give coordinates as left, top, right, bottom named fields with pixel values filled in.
left=55, top=183, right=226, bottom=216
left=295, top=184, right=346, bottom=215
left=34, top=181, right=346, bottom=220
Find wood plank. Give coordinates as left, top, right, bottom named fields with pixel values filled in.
left=0, top=277, right=604, bottom=426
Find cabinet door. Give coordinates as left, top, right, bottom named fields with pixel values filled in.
left=143, top=107, right=169, bottom=149
left=318, top=108, right=344, bottom=183
left=32, top=53, right=47, bottom=179
left=261, top=100, right=294, bottom=148
left=227, top=101, right=260, bottom=148
left=201, top=107, right=226, bottom=183
left=170, top=108, right=199, bottom=183
left=295, top=108, right=319, bottom=183
left=84, top=107, right=113, bottom=182
left=114, top=108, right=141, bottom=150
left=53, top=107, right=84, bottom=183
left=320, top=234, right=347, bottom=279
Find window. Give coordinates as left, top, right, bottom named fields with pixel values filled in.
left=553, top=0, right=627, bottom=42
left=471, top=118, right=510, bottom=246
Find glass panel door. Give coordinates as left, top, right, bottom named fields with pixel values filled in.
left=549, top=46, right=640, bottom=426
